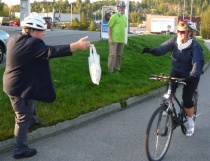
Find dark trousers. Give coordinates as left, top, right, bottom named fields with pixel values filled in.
left=9, top=96, right=35, bottom=155
left=170, top=69, right=199, bottom=108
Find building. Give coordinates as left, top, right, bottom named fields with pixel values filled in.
left=146, top=15, right=178, bottom=34
left=14, top=12, right=80, bottom=23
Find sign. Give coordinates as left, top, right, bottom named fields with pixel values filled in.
left=151, top=18, right=175, bottom=33
left=101, top=6, right=117, bottom=39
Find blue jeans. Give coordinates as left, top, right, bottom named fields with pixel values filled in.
left=9, top=96, right=35, bottom=155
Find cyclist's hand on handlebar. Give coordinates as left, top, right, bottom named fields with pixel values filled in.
left=184, top=76, right=196, bottom=84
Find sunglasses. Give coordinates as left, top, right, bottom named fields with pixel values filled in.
left=177, top=30, right=186, bottom=34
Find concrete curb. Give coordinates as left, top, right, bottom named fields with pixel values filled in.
left=1, top=61, right=209, bottom=153
left=0, top=86, right=166, bottom=153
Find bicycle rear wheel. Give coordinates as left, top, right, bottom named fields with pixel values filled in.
left=145, top=105, right=173, bottom=161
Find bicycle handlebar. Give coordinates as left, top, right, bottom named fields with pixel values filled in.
left=149, top=74, right=186, bottom=85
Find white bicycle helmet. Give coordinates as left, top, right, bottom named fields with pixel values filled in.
left=117, top=1, right=126, bottom=7
left=180, top=19, right=197, bottom=31
left=21, top=16, right=47, bottom=30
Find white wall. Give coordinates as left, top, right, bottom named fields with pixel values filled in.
left=15, top=12, right=80, bottom=22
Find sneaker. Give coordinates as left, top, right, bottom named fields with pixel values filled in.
left=186, top=121, right=195, bottom=136
left=13, top=148, right=37, bottom=159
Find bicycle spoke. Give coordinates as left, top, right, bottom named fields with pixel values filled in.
left=155, top=134, right=159, bottom=157
left=145, top=106, right=173, bottom=161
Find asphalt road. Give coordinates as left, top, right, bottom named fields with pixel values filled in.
left=0, top=26, right=210, bottom=161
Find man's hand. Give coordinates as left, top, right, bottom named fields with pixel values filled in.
left=77, top=36, right=91, bottom=50
left=70, top=36, right=91, bottom=52
left=108, top=38, right=113, bottom=45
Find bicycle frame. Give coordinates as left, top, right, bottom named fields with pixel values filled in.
left=161, top=81, right=187, bottom=129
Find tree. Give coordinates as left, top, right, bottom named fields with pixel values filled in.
left=201, top=6, right=210, bottom=39
left=70, top=18, right=80, bottom=30
left=80, top=12, right=88, bottom=30
left=88, top=20, right=96, bottom=31
left=202, top=0, right=209, bottom=12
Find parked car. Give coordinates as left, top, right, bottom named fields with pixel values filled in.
left=0, top=30, right=10, bottom=64
left=0, top=17, right=9, bottom=26
left=9, top=20, right=20, bottom=27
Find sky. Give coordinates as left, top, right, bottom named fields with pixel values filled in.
left=2, top=0, right=141, bottom=6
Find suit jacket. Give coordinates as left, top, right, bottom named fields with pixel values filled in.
left=3, top=33, right=72, bottom=103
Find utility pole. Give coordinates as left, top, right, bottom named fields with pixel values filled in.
left=68, top=0, right=75, bottom=24
left=20, top=0, right=30, bottom=22
left=178, top=2, right=180, bottom=17
left=190, top=0, right=193, bottom=21
left=183, top=0, right=185, bottom=19
left=71, top=3, right=72, bottom=24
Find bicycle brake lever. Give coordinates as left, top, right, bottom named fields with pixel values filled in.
left=175, top=80, right=186, bottom=85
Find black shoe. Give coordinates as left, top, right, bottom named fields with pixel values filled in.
left=13, top=148, right=37, bottom=159
left=29, top=119, right=41, bottom=129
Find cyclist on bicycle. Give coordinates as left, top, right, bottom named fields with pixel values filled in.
left=142, top=19, right=204, bottom=136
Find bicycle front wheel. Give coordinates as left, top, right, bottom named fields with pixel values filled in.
left=145, top=105, right=173, bottom=161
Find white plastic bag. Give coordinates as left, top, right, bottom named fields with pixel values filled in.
left=88, top=44, right=101, bottom=85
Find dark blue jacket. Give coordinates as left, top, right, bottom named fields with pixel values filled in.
left=3, top=33, right=72, bottom=103
left=152, top=36, right=204, bottom=78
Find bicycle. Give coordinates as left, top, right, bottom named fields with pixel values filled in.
left=144, top=74, right=199, bottom=161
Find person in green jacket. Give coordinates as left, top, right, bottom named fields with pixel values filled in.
left=108, top=1, right=127, bottom=73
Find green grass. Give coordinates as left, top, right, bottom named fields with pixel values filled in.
left=0, top=35, right=209, bottom=141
